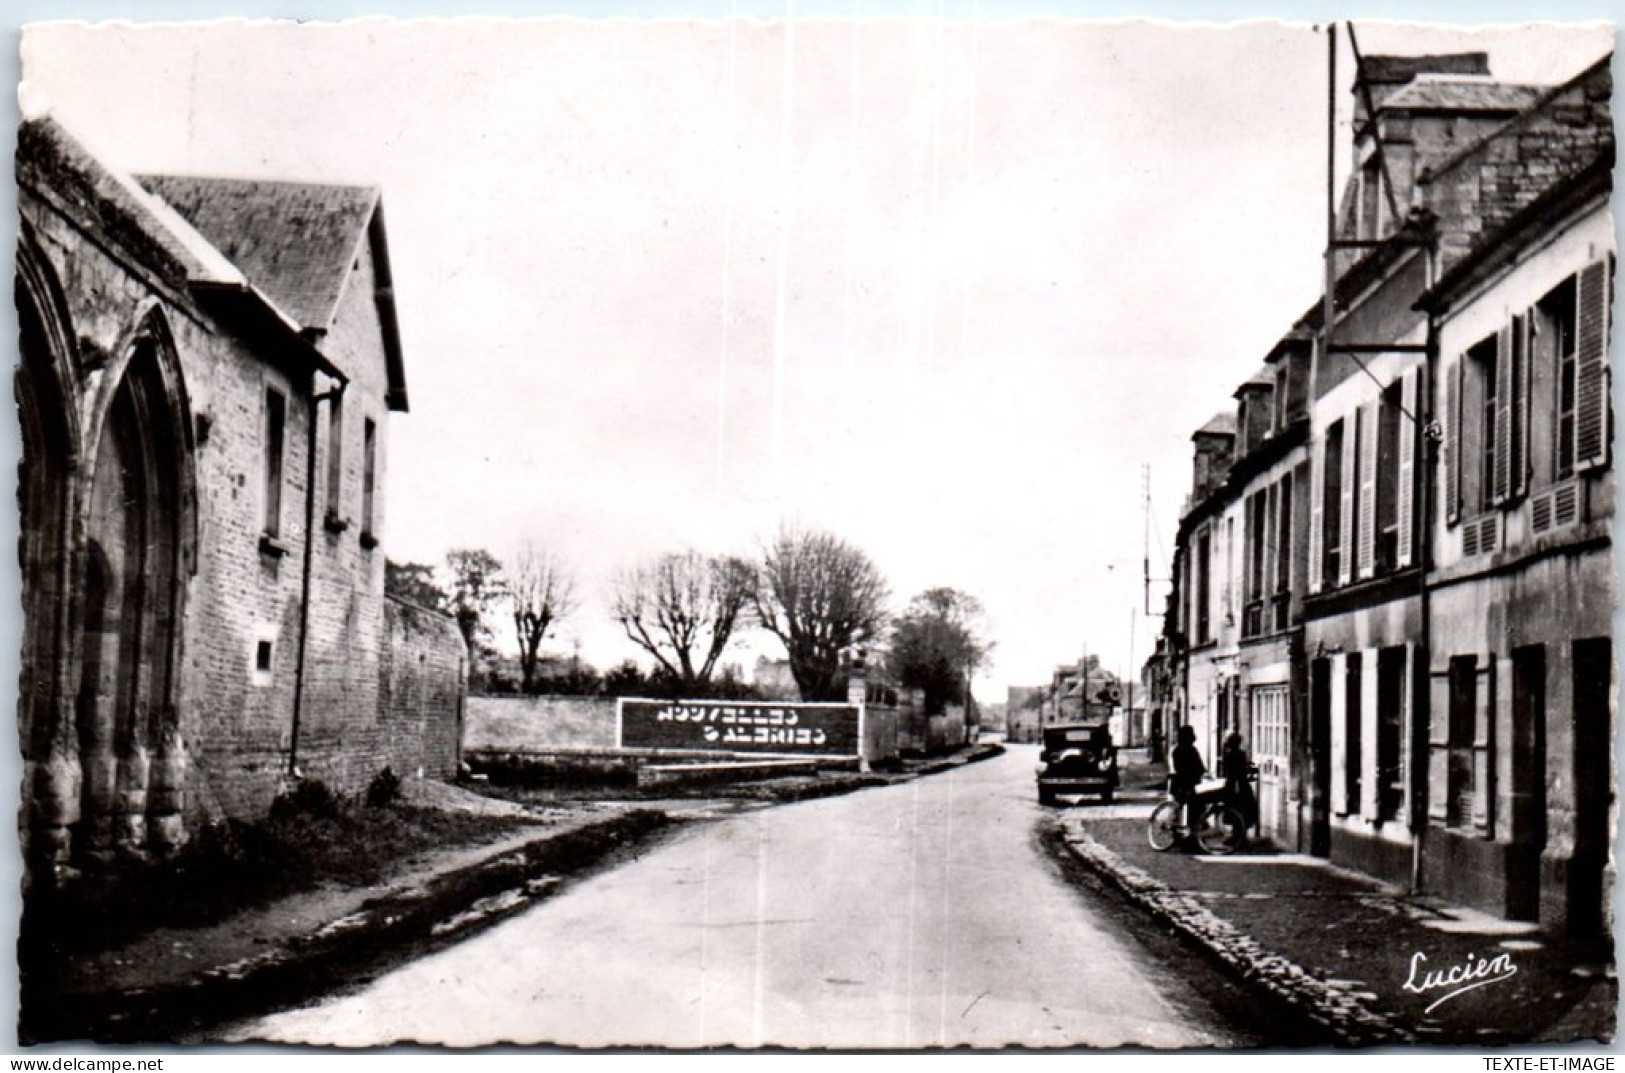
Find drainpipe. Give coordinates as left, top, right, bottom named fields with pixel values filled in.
left=1410, top=244, right=1441, bottom=894
left=289, top=375, right=348, bottom=779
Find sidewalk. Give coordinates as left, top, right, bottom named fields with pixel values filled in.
left=1056, top=751, right=1616, bottom=1048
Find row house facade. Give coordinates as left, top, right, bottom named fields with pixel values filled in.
left=1159, top=50, right=1614, bottom=936
left=16, top=118, right=468, bottom=885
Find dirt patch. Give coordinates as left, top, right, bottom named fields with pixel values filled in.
left=22, top=806, right=672, bottom=1045
left=23, top=798, right=542, bottom=963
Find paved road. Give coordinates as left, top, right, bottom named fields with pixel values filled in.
left=236, top=747, right=1247, bottom=1049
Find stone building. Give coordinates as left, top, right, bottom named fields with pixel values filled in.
left=1412, top=61, right=1614, bottom=933
left=1160, top=50, right=1613, bottom=927
left=16, top=117, right=467, bottom=883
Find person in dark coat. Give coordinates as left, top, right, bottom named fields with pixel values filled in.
left=1221, top=732, right=1259, bottom=831
left=1170, top=725, right=1206, bottom=828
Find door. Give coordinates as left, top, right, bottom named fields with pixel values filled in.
left=1508, top=645, right=1546, bottom=922
left=1569, top=638, right=1611, bottom=939
left=1309, top=657, right=1332, bottom=857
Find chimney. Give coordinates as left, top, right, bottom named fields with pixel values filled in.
left=1190, top=412, right=1237, bottom=500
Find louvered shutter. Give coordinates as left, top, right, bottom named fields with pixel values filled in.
left=1509, top=314, right=1530, bottom=500
left=1575, top=259, right=1612, bottom=471
left=1338, top=415, right=1356, bottom=587
left=1357, top=402, right=1377, bottom=580
left=1308, top=442, right=1324, bottom=594
left=1397, top=368, right=1417, bottom=568
left=1492, top=323, right=1514, bottom=505
left=1446, top=359, right=1462, bottom=525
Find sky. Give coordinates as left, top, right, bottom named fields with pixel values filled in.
left=14, top=12, right=1615, bottom=700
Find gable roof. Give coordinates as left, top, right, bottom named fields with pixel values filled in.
left=1194, top=411, right=1237, bottom=439
left=139, top=173, right=410, bottom=411
left=137, top=175, right=378, bottom=332
left=17, top=118, right=342, bottom=382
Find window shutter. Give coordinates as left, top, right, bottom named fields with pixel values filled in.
left=1512, top=313, right=1530, bottom=499
left=1357, top=402, right=1377, bottom=580
left=1446, top=358, right=1462, bottom=526
left=1471, top=661, right=1495, bottom=833
left=1493, top=323, right=1514, bottom=505
left=1308, top=442, right=1324, bottom=594
left=1575, top=259, right=1612, bottom=471
left=1338, top=414, right=1356, bottom=587
left=1397, top=368, right=1417, bottom=568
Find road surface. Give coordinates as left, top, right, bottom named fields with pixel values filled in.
left=234, top=747, right=1249, bottom=1049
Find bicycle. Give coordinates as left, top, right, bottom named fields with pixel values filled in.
left=1147, top=778, right=1249, bottom=855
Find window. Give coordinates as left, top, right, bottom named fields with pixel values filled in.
left=1253, top=684, right=1290, bottom=765
left=1321, top=419, right=1344, bottom=588
left=326, top=393, right=344, bottom=519
left=1448, top=260, right=1611, bottom=539
left=1358, top=158, right=1384, bottom=240
left=1535, top=269, right=1611, bottom=484
left=251, top=632, right=276, bottom=686
left=1448, top=335, right=1503, bottom=521
left=1376, top=646, right=1406, bottom=823
left=1273, top=473, right=1293, bottom=629
left=1274, top=365, right=1290, bottom=434
left=1243, top=475, right=1294, bottom=636
left=1244, top=490, right=1267, bottom=636
left=1375, top=381, right=1401, bottom=572
left=1540, top=278, right=1581, bottom=480
left=361, top=418, right=378, bottom=543
left=262, top=387, right=286, bottom=538
left=1445, top=655, right=1490, bottom=830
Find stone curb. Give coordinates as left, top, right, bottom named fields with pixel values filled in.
left=21, top=809, right=674, bottom=1045
left=1058, top=821, right=1417, bottom=1048
left=915, top=741, right=1005, bottom=776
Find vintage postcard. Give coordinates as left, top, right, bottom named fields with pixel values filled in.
left=9, top=8, right=1618, bottom=1053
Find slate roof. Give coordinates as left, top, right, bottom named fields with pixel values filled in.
left=137, top=174, right=381, bottom=333
left=1233, top=364, right=1274, bottom=395
left=1195, top=411, right=1237, bottom=438
left=1381, top=77, right=1545, bottom=114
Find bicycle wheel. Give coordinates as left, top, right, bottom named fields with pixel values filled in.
left=1195, top=805, right=1248, bottom=855
left=1147, top=800, right=1182, bottom=852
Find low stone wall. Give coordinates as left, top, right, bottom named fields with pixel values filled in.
left=464, top=694, right=619, bottom=751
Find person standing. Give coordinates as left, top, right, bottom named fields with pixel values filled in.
left=1170, top=725, right=1206, bottom=831
left=1221, top=731, right=1258, bottom=832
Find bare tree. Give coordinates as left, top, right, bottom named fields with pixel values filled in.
left=752, top=525, right=889, bottom=702
left=509, top=543, right=577, bottom=693
left=611, top=551, right=754, bottom=693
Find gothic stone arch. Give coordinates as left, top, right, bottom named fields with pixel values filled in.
left=18, top=253, right=197, bottom=879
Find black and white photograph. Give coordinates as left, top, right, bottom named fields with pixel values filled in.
left=6, top=3, right=1620, bottom=1054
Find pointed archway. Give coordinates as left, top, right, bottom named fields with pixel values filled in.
left=72, top=314, right=194, bottom=865
left=16, top=242, right=82, bottom=878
